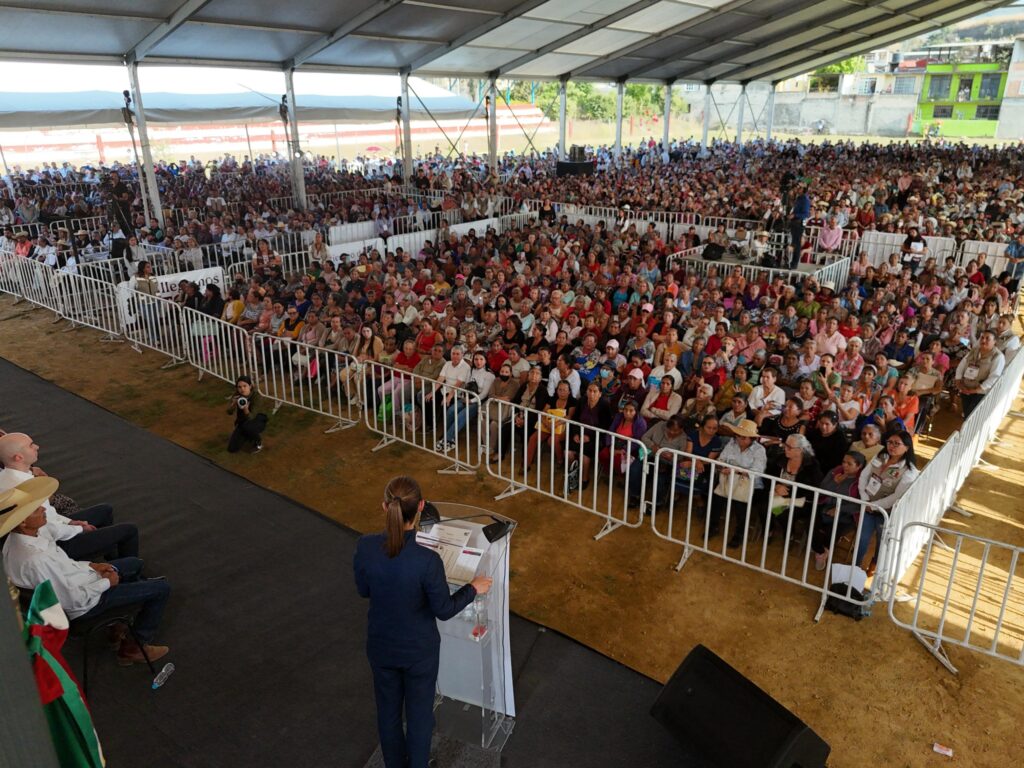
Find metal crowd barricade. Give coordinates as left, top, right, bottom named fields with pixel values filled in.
left=889, top=524, right=1024, bottom=674
left=180, top=306, right=255, bottom=384
left=142, top=244, right=203, bottom=274
left=77, top=257, right=132, bottom=285
left=859, top=231, right=905, bottom=266
left=363, top=363, right=482, bottom=475
left=812, top=257, right=852, bottom=291
left=54, top=272, right=123, bottom=343
left=9, top=257, right=61, bottom=319
left=881, top=349, right=1024, bottom=591
left=0, top=249, right=21, bottom=297
left=649, top=446, right=891, bottom=619
left=667, top=248, right=814, bottom=287
left=120, top=291, right=188, bottom=367
left=251, top=333, right=360, bottom=432
left=329, top=220, right=376, bottom=245
left=960, top=239, right=1008, bottom=275
left=483, top=400, right=647, bottom=540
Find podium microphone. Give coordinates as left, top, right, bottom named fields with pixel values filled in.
left=419, top=501, right=513, bottom=543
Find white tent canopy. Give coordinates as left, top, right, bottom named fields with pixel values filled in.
left=0, top=0, right=1014, bottom=85
left=0, top=65, right=476, bottom=129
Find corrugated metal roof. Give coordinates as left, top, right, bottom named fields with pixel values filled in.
left=0, top=0, right=1012, bottom=84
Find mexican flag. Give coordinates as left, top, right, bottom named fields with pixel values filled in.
left=24, top=580, right=105, bottom=768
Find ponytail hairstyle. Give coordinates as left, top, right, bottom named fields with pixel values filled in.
left=383, top=475, right=423, bottom=558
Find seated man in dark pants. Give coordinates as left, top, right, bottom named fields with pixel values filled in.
left=0, top=432, right=139, bottom=562
left=2, top=477, right=171, bottom=665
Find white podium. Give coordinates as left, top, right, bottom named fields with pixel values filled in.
left=420, top=503, right=515, bottom=751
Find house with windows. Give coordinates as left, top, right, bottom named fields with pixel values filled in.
left=916, top=51, right=1010, bottom=137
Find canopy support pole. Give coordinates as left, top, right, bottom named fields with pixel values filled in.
left=614, top=80, right=624, bottom=160
left=766, top=83, right=776, bottom=140
left=662, top=81, right=672, bottom=156
left=558, top=79, right=567, bottom=160
left=400, top=71, right=413, bottom=185
left=736, top=84, right=746, bottom=147
left=284, top=68, right=308, bottom=211
left=487, top=76, right=498, bottom=179
left=127, top=62, right=163, bottom=228
left=700, top=86, right=711, bottom=154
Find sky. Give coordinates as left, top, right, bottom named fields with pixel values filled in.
left=0, top=62, right=455, bottom=100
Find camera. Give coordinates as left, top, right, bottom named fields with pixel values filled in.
left=237, top=396, right=249, bottom=409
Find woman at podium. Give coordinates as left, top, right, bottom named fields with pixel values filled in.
left=354, top=476, right=493, bottom=768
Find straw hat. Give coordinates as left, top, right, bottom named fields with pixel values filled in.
left=0, top=477, right=58, bottom=537
left=731, top=419, right=759, bottom=438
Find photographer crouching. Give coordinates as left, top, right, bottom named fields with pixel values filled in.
left=227, top=375, right=267, bottom=453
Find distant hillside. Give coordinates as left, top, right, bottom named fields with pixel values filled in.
left=917, top=8, right=1024, bottom=44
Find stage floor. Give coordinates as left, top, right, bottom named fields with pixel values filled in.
left=0, top=358, right=696, bottom=768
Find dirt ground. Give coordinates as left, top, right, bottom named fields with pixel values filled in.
left=3, top=295, right=1024, bottom=768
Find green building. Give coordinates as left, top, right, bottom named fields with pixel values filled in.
left=917, top=61, right=1008, bottom=138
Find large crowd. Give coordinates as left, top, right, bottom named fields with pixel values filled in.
left=4, top=138, right=1024, bottom=607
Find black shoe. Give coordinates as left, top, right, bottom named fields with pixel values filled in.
left=707, top=525, right=720, bottom=538
left=727, top=536, right=742, bottom=548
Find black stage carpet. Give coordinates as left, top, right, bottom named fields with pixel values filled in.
left=0, top=358, right=692, bottom=767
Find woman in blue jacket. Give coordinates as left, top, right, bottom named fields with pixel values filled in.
left=354, top=476, right=492, bottom=768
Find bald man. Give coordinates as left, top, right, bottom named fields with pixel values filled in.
left=0, top=432, right=138, bottom=562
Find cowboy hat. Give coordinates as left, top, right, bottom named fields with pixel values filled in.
left=0, top=477, right=58, bottom=537
left=730, top=419, right=759, bottom=438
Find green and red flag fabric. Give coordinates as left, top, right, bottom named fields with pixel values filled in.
left=23, top=580, right=105, bottom=768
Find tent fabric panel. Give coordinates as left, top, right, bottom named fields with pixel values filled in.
left=192, top=0, right=380, bottom=31
left=0, top=9, right=159, bottom=56
left=305, top=38, right=441, bottom=68
left=527, top=0, right=643, bottom=24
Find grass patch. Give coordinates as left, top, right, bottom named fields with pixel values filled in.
left=121, top=398, right=169, bottom=427
left=180, top=385, right=232, bottom=407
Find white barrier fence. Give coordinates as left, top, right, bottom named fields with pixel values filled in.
left=881, top=348, right=1024, bottom=591
left=180, top=307, right=255, bottom=384
left=120, top=290, right=188, bottom=367
left=363, top=363, right=483, bottom=475
left=666, top=246, right=851, bottom=289
left=77, top=257, right=134, bottom=284
left=889, top=524, right=1024, bottom=674
left=329, top=220, right=376, bottom=245
left=7, top=256, right=61, bottom=318
left=483, top=400, right=647, bottom=540
left=328, top=237, right=386, bottom=262
left=54, top=272, right=123, bottom=341
left=251, top=333, right=361, bottom=432
left=649, top=446, right=891, bottom=619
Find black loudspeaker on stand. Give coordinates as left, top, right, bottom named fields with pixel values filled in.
left=651, top=645, right=830, bottom=768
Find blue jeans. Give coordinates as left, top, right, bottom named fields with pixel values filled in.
left=443, top=400, right=479, bottom=442
left=82, top=556, right=170, bottom=643
left=370, top=654, right=439, bottom=768
left=855, top=511, right=886, bottom=568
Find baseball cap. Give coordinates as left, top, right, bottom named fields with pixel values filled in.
left=641, top=302, right=654, bottom=313
left=629, top=369, right=644, bottom=380
left=606, top=339, right=620, bottom=350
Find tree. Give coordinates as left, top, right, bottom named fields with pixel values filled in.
left=814, top=56, right=866, bottom=75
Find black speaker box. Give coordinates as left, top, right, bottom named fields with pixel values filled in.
left=556, top=160, right=594, bottom=177
left=651, top=645, right=830, bottom=768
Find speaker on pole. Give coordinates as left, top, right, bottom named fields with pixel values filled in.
left=650, top=645, right=830, bottom=768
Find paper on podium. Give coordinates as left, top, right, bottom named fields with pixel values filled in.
left=416, top=524, right=484, bottom=585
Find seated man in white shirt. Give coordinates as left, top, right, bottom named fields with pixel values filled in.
left=0, top=432, right=139, bottom=562
left=1, top=477, right=170, bottom=665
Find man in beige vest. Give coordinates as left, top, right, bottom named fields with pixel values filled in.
left=954, top=330, right=1005, bottom=419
